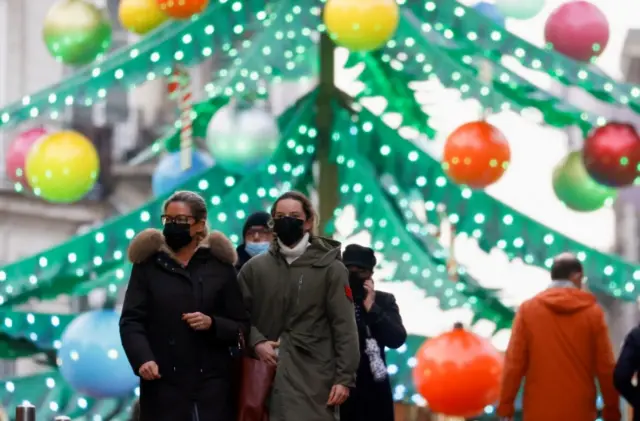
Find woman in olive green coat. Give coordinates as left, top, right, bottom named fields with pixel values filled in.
left=238, top=191, right=360, bottom=421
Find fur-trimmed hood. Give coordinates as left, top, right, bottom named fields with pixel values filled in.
left=127, top=228, right=237, bottom=265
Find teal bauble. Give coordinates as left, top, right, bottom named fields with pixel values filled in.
left=206, top=103, right=280, bottom=174
left=495, top=0, right=545, bottom=20
left=43, top=0, right=112, bottom=66
left=552, top=151, right=616, bottom=212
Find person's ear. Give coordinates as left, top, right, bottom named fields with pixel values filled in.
left=303, top=218, right=313, bottom=233
left=192, top=220, right=206, bottom=238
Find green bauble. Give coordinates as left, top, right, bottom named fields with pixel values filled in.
left=43, top=0, right=112, bottom=66
left=552, top=151, right=617, bottom=212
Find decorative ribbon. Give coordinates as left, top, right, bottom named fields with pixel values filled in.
left=167, top=66, right=193, bottom=170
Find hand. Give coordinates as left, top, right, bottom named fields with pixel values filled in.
left=327, top=384, right=350, bottom=406
left=182, top=312, right=212, bottom=331
left=363, top=279, right=375, bottom=312
left=139, top=361, right=161, bottom=380
left=255, top=340, right=279, bottom=366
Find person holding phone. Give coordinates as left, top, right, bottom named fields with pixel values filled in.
left=120, top=191, right=249, bottom=421
left=339, top=244, right=407, bottom=421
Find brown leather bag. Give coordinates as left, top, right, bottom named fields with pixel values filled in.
left=235, top=332, right=276, bottom=421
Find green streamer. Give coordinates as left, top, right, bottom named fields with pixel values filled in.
left=411, top=0, right=640, bottom=114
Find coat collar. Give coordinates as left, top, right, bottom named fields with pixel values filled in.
left=127, top=228, right=237, bottom=266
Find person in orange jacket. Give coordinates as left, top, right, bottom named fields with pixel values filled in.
left=497, top=253, right=620, bottom=421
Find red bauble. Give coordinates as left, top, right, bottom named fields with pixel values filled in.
left=582, top=122, right=640, bottom=187
left=4, top=127, right=48, bottom=186
left=157, top=0, right=209, bottom=19
left=413, top=323, right=503, bottom=417
left=544, top=1, right=609, bottom=62
left=442, top=121, right=510, bottom=189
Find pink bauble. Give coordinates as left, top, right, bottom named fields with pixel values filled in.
left=5, top=127, right=48, bottom=185
left=544, top=1, right=609, bottom=62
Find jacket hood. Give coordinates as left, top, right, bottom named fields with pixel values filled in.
left=308, top=236, right=342, bottom=268
left=537, top=287, right=596, bottom=314
left=127, top=228, right=237, bottom=265
left=270, top=235, right=342, bottom=268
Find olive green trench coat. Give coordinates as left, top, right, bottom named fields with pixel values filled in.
left=238, top=236, right=360, bottom=421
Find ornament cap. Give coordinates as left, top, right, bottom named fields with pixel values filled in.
left=453, top=322, right=464, bottom=330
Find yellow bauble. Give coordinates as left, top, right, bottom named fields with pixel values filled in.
left=323, top=0, right=399, bottom=52
left=119, top=0, right=167, bottom=35
left=25, top=131, right=100, bottom=204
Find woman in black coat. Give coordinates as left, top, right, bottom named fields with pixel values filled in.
left=120, top=190, right=249, bottom=421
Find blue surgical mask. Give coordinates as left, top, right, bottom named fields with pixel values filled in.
left=245, top=241, right=270, bottom=257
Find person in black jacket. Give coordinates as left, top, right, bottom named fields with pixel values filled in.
left=235, top=211, right=273, bottom=271
left=119, top=190, right=249, bottom=421
left=340, top=244, right=407, bottom=421
left=615, top=325, right=640, bottom=421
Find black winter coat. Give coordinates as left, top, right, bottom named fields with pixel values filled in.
left=120, top=229, right=249, bottom=421
left=615, top=325, right=640, bottom=421
left=235, top=244, right=252, bottom=271
left=340, top=291, right=407, bottom=421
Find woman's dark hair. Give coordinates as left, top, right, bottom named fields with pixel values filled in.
left=163, top=190, right=209, bottom=240
left=271, top=191, right=317, bottom=226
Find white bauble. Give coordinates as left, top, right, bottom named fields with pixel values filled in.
left=206, top=104, right=280, bottom=173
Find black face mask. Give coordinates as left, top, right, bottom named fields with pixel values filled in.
left=163, top=222, right=193, bottom=251
left=349, top=272, right=367, bottom=301
left=273, top=216, right=305, bottom=247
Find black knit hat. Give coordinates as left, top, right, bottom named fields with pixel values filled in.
left=343, top=244, right=377, bottom=271
left=242, top=211, right=271, bottom=239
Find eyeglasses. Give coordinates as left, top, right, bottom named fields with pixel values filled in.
left=161, top=214, right=195, bottom=225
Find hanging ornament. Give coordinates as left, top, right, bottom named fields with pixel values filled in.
left=25, top=131, right=100, bottom=203
left=582, top=122, right=640, bottom=188
left=323, top=0, right=399, bottom=52
left=206, top=102, right=280, bottom=174
left=43, top=0, right=112, bottom=66
left=119, top=0, right=167, bottom=35
left=544, top=1, right=609, bottom=62
left=59, top=310, right=139, bottom=398
left=495, top=0, right=545, bottom=20
left=413, top=323, right=503, bottom=417
left=157, top=0, right=209, bottom=20
left=5, top=127, right=49, bottom=187
left=474, top=2, right=505, bottom=27
left=152, top=150, right=213, bottom=197
left=167, top=66, right=194, bottom=171
left=442, top=121, right=511, bottom=189
left=552, top=151, right=616, bottom=212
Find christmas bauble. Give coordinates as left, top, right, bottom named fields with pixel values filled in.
left=442, top=121, right=511, bottom=188
left=43, top=0, right=112, bottom=66
left=25, top=131, right=100, bottom=203
left=119, top=0, right=168, bottom=35
left=324, top=0, right=399, bottom=52
left=152, top=149, right=214, bottom=197
left=413, top=323, right=503, bottom=417
left=157, top=0, right=209, bottom=19
left=474, top=2, right=505, bottom=26
left=495, top=0, right=545, bottom=20
left=552, top=151, right=616, bottom=212
left=582, top=122, right=640, bottom=188
left=206, top=104, right=280, bottom=174
left=544, top=1, right=609, bottom=62
left=5, top=127, right=48, bottom=186
left=59, top=310, right=139, bottom=398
